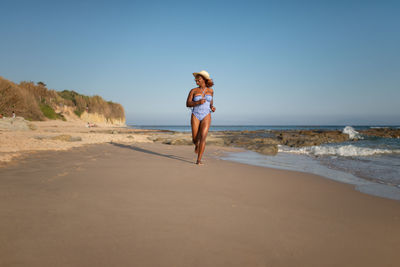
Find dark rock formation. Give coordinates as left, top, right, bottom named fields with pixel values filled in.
left=274, top=130, right=349, bottom=147
left=360, top=128, right=400, bottom=139
left=144, top=129, right=354, bottom=156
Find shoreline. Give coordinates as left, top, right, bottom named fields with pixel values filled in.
left=1, top=142, right=400, bottom=266
left=219, top=149, right=400, bottom=201
left=1, top=120, right=399, bottom=201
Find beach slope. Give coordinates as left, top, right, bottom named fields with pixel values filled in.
left=1, top=143, right=399, bottom=266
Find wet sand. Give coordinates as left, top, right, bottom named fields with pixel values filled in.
left=1, top=142, right=400, bottom=266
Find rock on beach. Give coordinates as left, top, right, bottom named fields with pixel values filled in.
left=0, top=117, right=35, bottom=131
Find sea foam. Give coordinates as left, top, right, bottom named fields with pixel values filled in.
left=343, top=126, right=362, bottom=139
left=279, top=144, right=400, bottom=157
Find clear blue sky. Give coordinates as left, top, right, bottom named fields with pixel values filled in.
left=1, top=0, right=399, bottom=125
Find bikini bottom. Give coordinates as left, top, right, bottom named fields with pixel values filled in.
left=192, top=110, right=210, bottom=121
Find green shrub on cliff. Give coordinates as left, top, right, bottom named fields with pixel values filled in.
left=59, top=90, right=124, bottom=120
left=59, top=90, right=79, bottom=104
left=40, top=103, right=67, bottom=120
left=74, top=109, right=83, bottom=117
left=40, top=103, right=57, bottom=119
left=39, top=103, right=66, bottom=121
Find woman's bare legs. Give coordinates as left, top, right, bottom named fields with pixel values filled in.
left=191, top=113, right=211, bottom=164
left=191, top=114, right=201, bottom=153
left=196, top=113, right=211, bottom=164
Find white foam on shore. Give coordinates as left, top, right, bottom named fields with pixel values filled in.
left=279, top=144, right=400, bottom=157
left=343, top=126, right=362, bottom=139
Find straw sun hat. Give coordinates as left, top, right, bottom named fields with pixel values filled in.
left=192, top=70, right=211, bottom=80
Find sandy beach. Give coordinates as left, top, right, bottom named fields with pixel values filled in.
left=2, top=0, right=399, bottom=265
left=1, top=142, right=399, bottom=267
left=0, top=119, right=153, bottom=165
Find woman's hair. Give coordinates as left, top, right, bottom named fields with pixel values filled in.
left=196, top=75, right=214, bottom=87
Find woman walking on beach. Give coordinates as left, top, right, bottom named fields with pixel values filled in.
left=186, top=70, right=216, bottom=165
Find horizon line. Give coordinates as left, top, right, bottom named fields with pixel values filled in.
left=127, top=124, right=400, bottom=127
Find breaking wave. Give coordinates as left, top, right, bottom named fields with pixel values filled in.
left=343, top=126, right=362, bottom=139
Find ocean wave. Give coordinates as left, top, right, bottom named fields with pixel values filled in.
left=343, top=126, right=362, bottom=139
left=279, top=144, right=400, bottom=157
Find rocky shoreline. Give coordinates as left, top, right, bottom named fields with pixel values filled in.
left=2, top=118, right=399, bottom=164
left=360, top=128, right=400, bottom=138
left=145, top=128, right=400, bottom=156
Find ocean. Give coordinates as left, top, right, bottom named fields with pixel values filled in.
left=130, top=125, right=377, bottom=132
left=129, top=125, right=400, bottom=201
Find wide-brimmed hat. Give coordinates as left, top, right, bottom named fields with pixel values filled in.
left=193, top=70, right=210, bottom=80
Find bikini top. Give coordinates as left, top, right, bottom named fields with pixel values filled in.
left=193, top=88, right=213, bottom=102
left=193, top=94, right=212, bottom=102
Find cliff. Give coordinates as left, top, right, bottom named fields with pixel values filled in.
left=0, top=76, right=125, bottom=125
left=0, top=76, right=44, bottom=120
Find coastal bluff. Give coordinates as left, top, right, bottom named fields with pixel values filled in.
left=0, top=76, right=125, bottom=126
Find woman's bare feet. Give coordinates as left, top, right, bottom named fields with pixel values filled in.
left=196, top=160, right=203, bottom=165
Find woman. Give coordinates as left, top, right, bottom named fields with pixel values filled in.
left=186, top=70, right=216, bottom=165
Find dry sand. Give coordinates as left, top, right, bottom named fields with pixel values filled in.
left=0, top=119, right=152, bottom=165
left=1, top=142, right=399, bottom=267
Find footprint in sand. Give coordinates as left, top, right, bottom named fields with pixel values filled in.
left=46, top=171, right=69, bottom=182
left=57, top=171, right=69, bottom=177
left=72, top=162, right=85, bottom=171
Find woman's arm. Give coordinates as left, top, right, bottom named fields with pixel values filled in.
left=210, top=90, right=216, bottom=112
left=186, top=89, right=205, bottom=107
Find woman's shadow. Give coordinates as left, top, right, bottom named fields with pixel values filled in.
left=109, top=142, right=194, bottom=164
